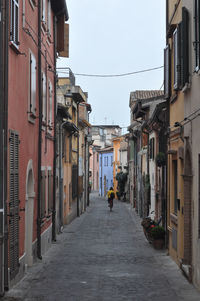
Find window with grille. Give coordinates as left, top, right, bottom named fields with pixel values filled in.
left=10, top=0, right=19, bottom=46
left=47, top=0, right=51, bottom=35
left=9, top=130, right=19, bottom=279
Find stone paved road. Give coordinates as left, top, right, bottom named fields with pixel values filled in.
left=3, top=193, right=200, bottom=301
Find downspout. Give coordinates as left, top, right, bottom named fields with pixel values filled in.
left=77, top=104, right=80, bottom=217
left=37, top=0, right=42, bottom=260
left=3, top=0, right=9, bottom=291
left=84, top=135, right=87, bottom=210
left=0, top=0, right=8, bottom=294
left=52, top=14, right=57, bottom=241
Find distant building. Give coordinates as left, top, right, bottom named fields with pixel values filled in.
left=91, top=125, right=121, bottom=148
left=99, top=147, right=114, bottom=197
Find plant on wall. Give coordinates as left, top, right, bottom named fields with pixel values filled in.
left=155, top=152, right=166, bottom=167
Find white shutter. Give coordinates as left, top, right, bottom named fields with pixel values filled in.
left=48, top=81, right=53, bottom=128
left=31, top=53, right=36, bottom=115
left=42, top=73, right=47, bottom=123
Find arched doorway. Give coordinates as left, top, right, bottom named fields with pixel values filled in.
left=25, top=161, right=35, bottom=266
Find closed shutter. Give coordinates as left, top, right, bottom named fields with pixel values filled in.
left=40, top=170, right=46, bottom=218
left=173, top=26, right=181, bottom=90
left=48, top=81, right=53, bottom=128
left=48, top=170, right=53, bottom=213
left=164, top=45, right=170, bottom=99
left=42, top=73, right=47, bottom=123
left=194, top=0, right=200, bottom=70
left=30, top=53, right=36, bottom=116
left=181, top=7, right=189, bottom=87
left=9, top=130, right=19, bottom=279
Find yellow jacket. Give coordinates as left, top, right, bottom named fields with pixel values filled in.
left=107, top=189, right=115, bottom=199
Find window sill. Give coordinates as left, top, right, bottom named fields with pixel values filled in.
left=9, top=41, right=20, bottom=54
left=29, top=0, right=36, bottom=10
left=181, top=83, right=190, bottom=93
left=170, top=93, right=178, bottom=104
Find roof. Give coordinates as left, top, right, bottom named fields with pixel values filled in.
left=98, top=146, right=113, bottom=153
left=51, top=0, right=69, bottom=20
left=130, top=90, right=164, bottom=108
left=92, top=125, right=121, bottom=129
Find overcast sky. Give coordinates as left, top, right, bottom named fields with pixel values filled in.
left=58, top=0, right=166, bottom=132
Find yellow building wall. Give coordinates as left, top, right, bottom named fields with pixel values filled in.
left=113, top=137, right=123, bottom=195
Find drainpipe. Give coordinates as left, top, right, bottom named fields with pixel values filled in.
left=0, top=0, right=8, bottom=294
left=77, top=103, right=80, bottom=217
left=37, top=0, right=42, bottom=260
left=52, top=15, right=57, bottom=241
left=84, top=135, right=87, bottom=210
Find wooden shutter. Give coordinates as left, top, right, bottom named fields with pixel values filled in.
left=40, top=170, right=46, bottom=218
left=181, top=7, right=189, bottom=88
left=164, top=45, right=170, bottom=99
left=9, top=130, right=19, bottom=279
left=173, top=26, right=181, bottom=90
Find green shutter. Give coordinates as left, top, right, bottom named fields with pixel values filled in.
left=9, top=130, right=19, bottom=279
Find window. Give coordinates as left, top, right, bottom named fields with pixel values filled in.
left=172, top=7, right=189, bottom=91
left=29, top=52, right=36, bottom=117
left=111, top=156, right=113, bottom=166
left=149, top=138, right=155, bottom=160
left=10, top=0, right=19, bottom=46
left=194, top=0, right=200, bottom=71
left=173, top=28, right=180, bottom=90
left=42, top=73, right=47, bottom=123
left=48, top=81, right=53, bottom=128
left=104, top=157, right=106, bottom=166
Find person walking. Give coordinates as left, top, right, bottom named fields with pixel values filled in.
left=107, top=187, right=115, bottom=211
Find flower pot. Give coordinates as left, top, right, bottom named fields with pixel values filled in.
left=152, top=239, right=165, bottom=250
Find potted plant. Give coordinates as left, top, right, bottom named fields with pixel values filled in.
left=150, top=226, right=165, bottom=249
left=155, top=152, right=166, bottom=167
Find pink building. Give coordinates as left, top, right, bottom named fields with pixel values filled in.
left=1, top=0, right=68, bottom=292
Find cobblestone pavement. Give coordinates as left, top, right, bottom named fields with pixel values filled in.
left=3, top=193, right=200, bottom=301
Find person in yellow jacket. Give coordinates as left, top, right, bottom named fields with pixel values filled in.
left=107, top=187, right=115, bottom=211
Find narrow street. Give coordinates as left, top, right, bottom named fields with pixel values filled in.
left=3, top=193, right=200, bottom=301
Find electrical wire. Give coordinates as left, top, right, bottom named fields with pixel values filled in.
left=57, top=66, right=164, bottom=78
